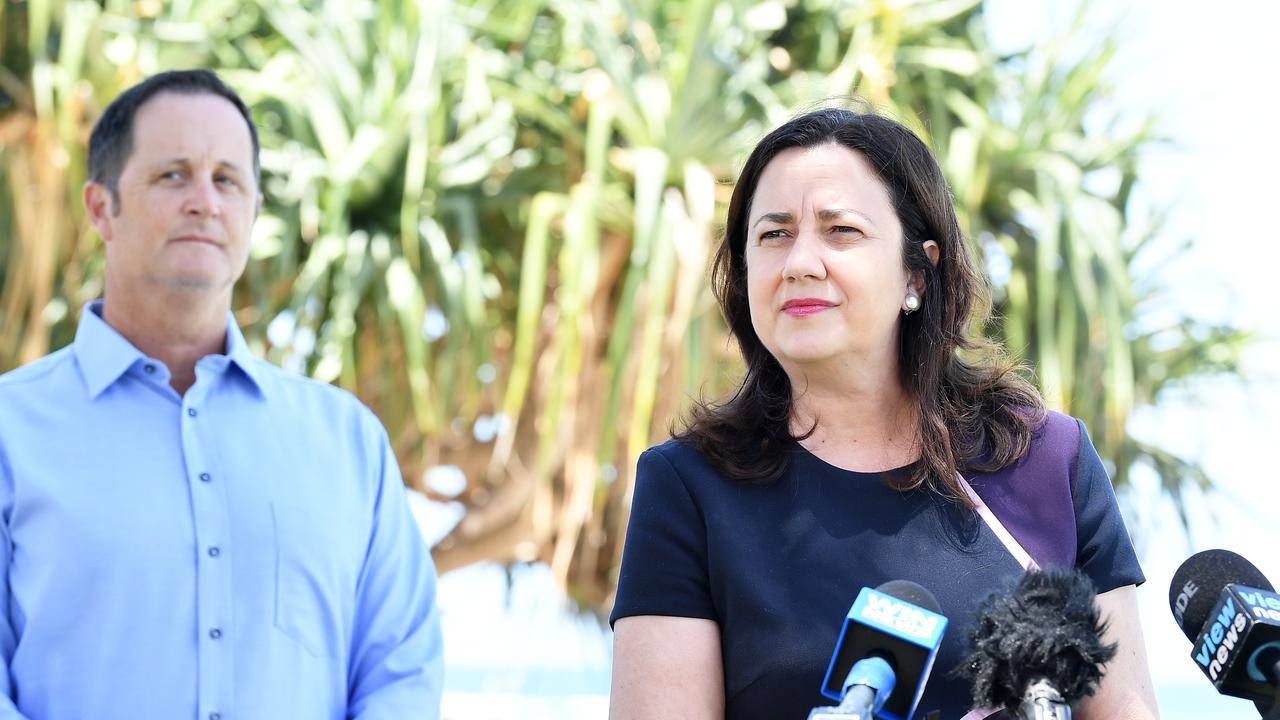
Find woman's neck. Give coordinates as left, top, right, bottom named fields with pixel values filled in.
left=788, top=365, right=920, bottom=473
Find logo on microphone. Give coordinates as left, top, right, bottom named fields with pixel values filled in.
left=859, top=590, right=944, bottom=643
left=1239, top=588, right=1280, bottom=621
left=1195, top=596, right=1248, bottom=681
left=1173, top=579, right=1198, bottom=628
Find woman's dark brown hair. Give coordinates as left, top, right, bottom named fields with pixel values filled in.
left=682, top=106, right=1044, bottom=503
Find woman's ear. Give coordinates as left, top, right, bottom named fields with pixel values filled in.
left=923, top=240, right=940, bottom=267
left=910, top=240, right=941, bottom=296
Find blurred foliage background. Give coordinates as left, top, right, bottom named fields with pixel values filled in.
left=0, top=0, right=1250, bottom=611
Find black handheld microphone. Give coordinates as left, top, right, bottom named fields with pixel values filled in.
left=961, top=567, right=1116, bottom=720
left=808, top=580, right=948, bottom=720
left=1168, top=549, right=1280, bottom=716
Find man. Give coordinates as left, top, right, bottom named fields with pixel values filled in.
left=0, top=70, right=443, bottom=719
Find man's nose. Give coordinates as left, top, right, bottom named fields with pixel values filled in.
left=183, top=177, right=221, bottom=218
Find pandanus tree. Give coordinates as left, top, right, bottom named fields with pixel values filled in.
left=0, top=0, right=1248, bottom=610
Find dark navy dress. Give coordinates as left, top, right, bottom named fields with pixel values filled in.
left=610, top=411, right=1144, bottom=719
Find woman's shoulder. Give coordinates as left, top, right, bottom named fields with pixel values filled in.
left=626, top=438, right=739, bottom=534
left=636, top=435, right=793, bottom=502
left=642, top=435, right=699, bottom=461
left=967, top=409, right=1086, bottom=569
left=638, top=436, right=725, bottom=483
left=973, top=408, right=1085, bottom=486
left=1026, top=409, right=1084, bottom=460
left=1013, top=407, right=1085, bottom=468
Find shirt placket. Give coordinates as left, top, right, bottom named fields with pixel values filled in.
left=182, top=360, right=236, bottom=720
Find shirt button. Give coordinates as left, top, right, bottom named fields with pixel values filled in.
left=144, top=364, right=156, bottom=374
left=208, top=546, right=220, bottom=557
left=210, top=714, right=221, bottom=720
left=187, top=408, right=198, bottom=417
left=199, top=473, right=212, bottom=483
left=209, top=628, right=222, bottom=640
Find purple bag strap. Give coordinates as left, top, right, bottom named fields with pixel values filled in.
left=955, top=473, right=1033, bottom=720
left=957, top=473, right=1040, bottom=573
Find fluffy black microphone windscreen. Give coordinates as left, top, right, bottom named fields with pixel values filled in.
left=1167, top=548, right=1275, bottom=642
left=960, top=567, right=1117, bottom=714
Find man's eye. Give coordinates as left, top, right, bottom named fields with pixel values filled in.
left=759, top=229, right=788, bottom=241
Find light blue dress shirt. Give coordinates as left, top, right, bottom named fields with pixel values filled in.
left=0, top=301, right=443, bottom=719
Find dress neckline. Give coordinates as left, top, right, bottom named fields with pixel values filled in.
left=788, top=438, right=919, bottom=479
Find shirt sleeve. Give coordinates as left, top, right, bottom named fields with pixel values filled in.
left=346, top=414, right=444, bottom=720
left=609, top=445, right=717, bottom=627
left=1072, top=419, right=1145, bottom=593
left=0, top=454, right=32, bottom=718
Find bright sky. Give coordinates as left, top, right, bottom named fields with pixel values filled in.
left=436, top=1, right=1280, bottom=717
left=985, top=0, right=1280, bottom=714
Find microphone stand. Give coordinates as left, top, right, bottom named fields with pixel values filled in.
left=1017, top=679, right=1070, bottom=720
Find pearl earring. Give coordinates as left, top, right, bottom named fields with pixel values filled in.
left=903, top=293, right=921, bottom=314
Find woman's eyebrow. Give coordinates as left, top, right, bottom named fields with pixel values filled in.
left=752, top=211, right=793, bottom=229
left=817, top=207, right=877, bottom=229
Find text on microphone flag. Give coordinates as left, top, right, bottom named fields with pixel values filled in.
left=856, top=589, right=947, bottom=645
left=1190, top=583, right=1280, bottom=700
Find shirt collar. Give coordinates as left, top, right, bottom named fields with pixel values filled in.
left=223, top=312, right=267, bottom=397
left=73, top=300, right=267, bottom=400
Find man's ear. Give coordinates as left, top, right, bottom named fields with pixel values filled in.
left=84, top=182, right=115, bottom=242
left=255, top=191, right=264, bottom=219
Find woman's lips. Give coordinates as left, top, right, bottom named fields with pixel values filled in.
left=781, top=299, right=835, bottom=317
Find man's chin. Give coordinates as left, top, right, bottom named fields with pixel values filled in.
left=172, top=279, right=221, bottom=291
left=154, top=272, right=229, bottom=293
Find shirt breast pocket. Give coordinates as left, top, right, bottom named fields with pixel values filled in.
left=271, top=500, right=346, bottom=658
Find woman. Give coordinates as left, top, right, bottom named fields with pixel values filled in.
left=608, top=108, right=1159, bottom=719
